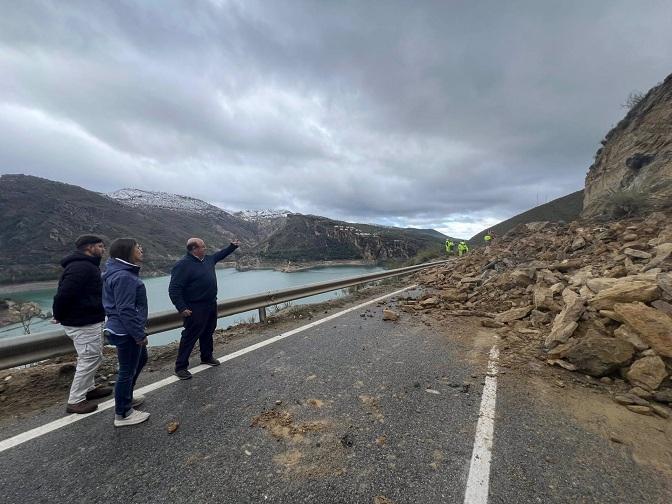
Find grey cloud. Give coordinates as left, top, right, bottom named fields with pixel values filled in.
left=1, top=0, right=671, bottom=232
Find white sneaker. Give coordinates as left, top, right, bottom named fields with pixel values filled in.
left=114, top=408, right=150, bottom=427
left=131, top=394, right=145, bottom=408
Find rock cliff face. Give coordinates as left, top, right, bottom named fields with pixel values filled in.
left=250, top=214, right=447, bottom=263
left=583, top=73, right=672, bottom=217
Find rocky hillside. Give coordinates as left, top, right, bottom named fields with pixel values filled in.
left=241, top=214, right=448, bottom=267
left=414, top=211, right=672, bottom=418
left=0, top=174, right=258, bottom=284
left=469, top=190, right=584, bottom=245
left=583, top=73, right=672, bottom=217
left=233, top=209, right=291, bottom=242
left=0, top=175, right=450, bottom=284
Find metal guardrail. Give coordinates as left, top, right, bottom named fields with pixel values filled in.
left=0, top=260, right=449, bottom=370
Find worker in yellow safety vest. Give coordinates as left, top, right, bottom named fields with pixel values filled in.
left=484, top=231, right=493, bottom=244
left=445, top=239, right=454, bottom=255
left=458, top=241, right=469, bottom=257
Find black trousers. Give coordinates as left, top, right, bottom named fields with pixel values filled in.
left=175, top=302, right=217, bottom=371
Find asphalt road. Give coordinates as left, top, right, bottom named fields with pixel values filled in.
left=1, top=289, right=670, bottom=503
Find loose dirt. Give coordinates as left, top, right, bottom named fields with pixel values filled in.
left=419, top=298, right=672, bottom=479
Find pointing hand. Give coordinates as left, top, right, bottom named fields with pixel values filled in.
left=181, top=309, right=192, bottom=317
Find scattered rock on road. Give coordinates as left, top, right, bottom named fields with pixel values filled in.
left=413, top=210, right=672, bottom=421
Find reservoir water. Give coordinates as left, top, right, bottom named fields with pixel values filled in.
left=1, top=265, right=383, bottom=346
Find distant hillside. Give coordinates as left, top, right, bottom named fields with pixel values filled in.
left=0, top=175, right=449, bottom=284
left=108, top=188, right=229, bottom=215
left=469, top=190, right=584, bottom=245
left=243, top=214, right=447, bottom=265
left=0, top=174, right=258, bottom=284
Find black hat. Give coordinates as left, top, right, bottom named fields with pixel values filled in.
left=75, top=235, right=104, bottom=248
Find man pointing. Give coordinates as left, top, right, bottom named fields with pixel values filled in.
left=169, top=237, right=240, bottom=380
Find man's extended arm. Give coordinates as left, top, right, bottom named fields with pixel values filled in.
left=212, top=241, right=240, bottom=263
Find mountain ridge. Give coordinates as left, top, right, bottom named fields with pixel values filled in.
left=0, top=174, right=448, bottom=284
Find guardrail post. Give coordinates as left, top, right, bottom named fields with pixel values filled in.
left=258, top=307, right=267, bottom=323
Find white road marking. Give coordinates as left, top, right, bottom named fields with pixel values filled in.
left=0, top=284, right=416, bottom=453
left=463, top=344, right=500, bottom=504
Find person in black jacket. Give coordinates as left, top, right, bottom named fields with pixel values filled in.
left=169, top=237, right=240, bottom=379
left=52, top=235, right=112, bottom=414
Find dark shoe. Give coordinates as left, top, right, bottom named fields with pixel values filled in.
left=66, top=400, right=98, bottom=414
left=174, top=369, right=192, bottom=380
left=201, top=357, right=220, bottom=366
left=86, top=386, right=113, bottom=400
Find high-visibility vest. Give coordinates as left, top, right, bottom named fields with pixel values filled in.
left=484, top=234, right=492, bottom=242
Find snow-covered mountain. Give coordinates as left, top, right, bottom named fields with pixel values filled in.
left=235, top=209, right=293, bottom=221
left=107, top=189, right=233, bottom=216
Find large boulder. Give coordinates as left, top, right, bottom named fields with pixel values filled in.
left=588, top=281, right=660, bottom=310
left=642, top=243, right=672, bottom=272
left=533, top=285, right=560, bottom=312
left=658, top=272, right=672, bottom=298
left=586, top=272, right=658, bottom=294
left=558, top=335, right=635, bottom=377
left=439, top=289, right=468, bottom=302
left=613, top=324, right=649, bottom=351
left=613, top=302, right=672, bottom=358
left=494, top=305, right=533, bottom=324
left=623, top=248, right=652, bottom=260
left=586, top=277, right=619, bottom=293
left=652, top=300, right=672, bottom=317
left=510, top=268, right=536, bottom=287
left=544, top=289, right=586, bottom=348
left=626, top=356, right=668, bottom=390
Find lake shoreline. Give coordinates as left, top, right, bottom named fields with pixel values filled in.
left=0, top=260, right=381, bottom=295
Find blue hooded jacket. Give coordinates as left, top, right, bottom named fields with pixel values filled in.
left=102, top=258, right=148, bottom=343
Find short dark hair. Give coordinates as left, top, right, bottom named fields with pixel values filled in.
left=75, top=235, right=104, bottom=250
left=109, top=238, right=138, bottom=263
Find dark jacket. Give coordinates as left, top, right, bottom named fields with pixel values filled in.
left=102, top=258, right=148, bottom=343
left=52, top=251, right=105, bottom=327
left=168, top=243, right=238, bottom=312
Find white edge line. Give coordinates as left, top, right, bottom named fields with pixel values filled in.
left=0, top=284, right=417, bottom=453
left=463, top=344, right=500, bottom=504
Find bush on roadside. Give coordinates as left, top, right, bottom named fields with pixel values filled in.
left=601, top=184, right=652, bottom=218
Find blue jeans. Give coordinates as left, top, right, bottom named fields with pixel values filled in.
left=106, top=332, right=147, bottom=417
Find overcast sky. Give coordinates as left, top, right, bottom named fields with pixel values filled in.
left=1, top=1, right=671, bottom=237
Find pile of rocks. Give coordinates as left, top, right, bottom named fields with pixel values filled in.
left=414, top=211, right=672, bottom=418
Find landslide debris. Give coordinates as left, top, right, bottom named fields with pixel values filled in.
left=412, top=212, right=672, bottom=419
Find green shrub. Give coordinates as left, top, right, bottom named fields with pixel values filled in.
left=602, top=185, right=652, bottom=218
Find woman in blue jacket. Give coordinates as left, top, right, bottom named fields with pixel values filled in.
left=102, top=238, right=150, bottom=427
